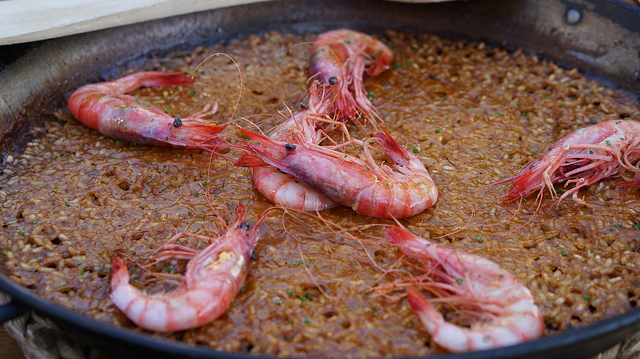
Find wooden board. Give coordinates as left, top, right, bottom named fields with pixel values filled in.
left=0, top=0, right=271, bottom=46
left=2, top=0, right=637, bottom=46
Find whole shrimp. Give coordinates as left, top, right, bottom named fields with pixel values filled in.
left=235, top=126, right=438, bottom=219
left=498, top=119, right=640, bottom=204
left=68, top=71, right=224, bottom=148
left=109, top=205, right=268, bottom=332
left=309, top=29, right=393, bottom=123
left=384, top=226, right=544, bottom=353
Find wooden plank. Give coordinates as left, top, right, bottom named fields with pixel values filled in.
left=0, top=0, right=271, bottom=46
left=0, top=326, right=24, bottom=359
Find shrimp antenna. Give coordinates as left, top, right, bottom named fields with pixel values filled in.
left=192, top=53, right=243, bottom=126
left=288, top=41, right=315, bottom=56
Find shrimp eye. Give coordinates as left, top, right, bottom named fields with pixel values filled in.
left=300, top=101, right=309, bottom=109
left=328, top=76, right=338, bottom=85
left=173, top=118, right=183, bottom=128
left=250, top=251, right=257, bottom=260
left=240, top=222, right=250, bottom=230
left=285, top=143, right=297, bottom=151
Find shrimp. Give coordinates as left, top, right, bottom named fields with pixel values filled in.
left=248, top=113, right=339, bottom=211
left=68, top=71, right=225, bottom=148
left=109, top=205, right=268, bottom=332
left=498, top=119, right=640, bottom=204
left=240, top=82, right=343, bottom=211
left=309, top=29, right=393, bottom=123
left=384, top=226, right=544, bottom=353
left=241, top=30, right=393, bottom=210
left=234, top=126, right=437, bottom=218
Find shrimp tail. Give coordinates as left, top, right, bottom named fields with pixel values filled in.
left=407, top=288, right=445, bottom=337
left=374, top=128, right=410, bottom=166
left=110, top=255, right=130, bottom=286
left=407, top=288, right=475, bottom=352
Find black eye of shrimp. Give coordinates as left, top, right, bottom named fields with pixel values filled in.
left=328, top=76, right=338, bottom=85
left=173, top=118, right=183, bottom=128
left=285, top=143, right=297, bottom=150
left=240, top=222, right=250, bottom=230
left=300, top=101, right=309, bottom=109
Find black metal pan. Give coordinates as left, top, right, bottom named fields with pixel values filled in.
left=0, top=0, right=639, bottom=358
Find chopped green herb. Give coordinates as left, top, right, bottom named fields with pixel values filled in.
left=18, top=229, right=25, bottom=236
left=134, top=95, right=151, bottom=108
left=435, top=128, right=441, bottom=133
left=582, top=295, right=590, bottom=301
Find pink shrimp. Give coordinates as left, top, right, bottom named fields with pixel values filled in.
left=498, top=119, right=640, bottom=204
left=309, top=29, right=393, bottom=123
left=234, top=126, right=437, bottom=218
left=242, top=30, right=392, bottom=210
left=384, top=226, right=544, bottom=353
left=109, top=205, right=268, bottom=332
left=241, top=82, right=342, bottom=211
left=68, top=71, right=224, bottom=148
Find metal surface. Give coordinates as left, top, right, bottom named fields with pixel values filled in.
left=0, top=0, right=639, bottom=358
